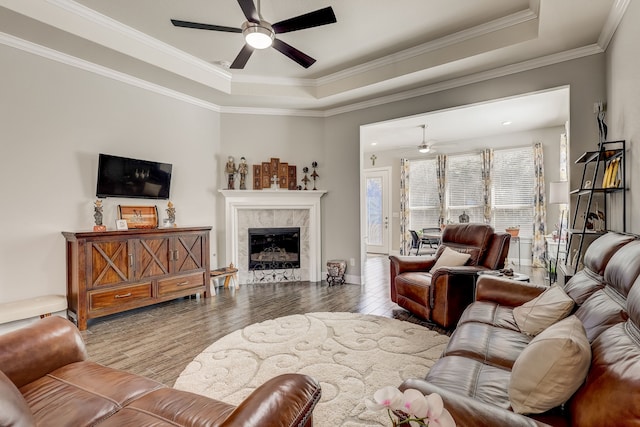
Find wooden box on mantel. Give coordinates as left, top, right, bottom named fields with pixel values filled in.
left=261, top=162, right=271, bottom=189
left=288, top=165, right=297, bottom=190
left=278, top=162, right=288, bottom=189
left=253, top=158, right=298, bottom=190
left=252, top=164, right=262, bottom=189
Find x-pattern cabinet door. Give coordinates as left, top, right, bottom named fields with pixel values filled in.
left=134, top=236, right=172, bottom=280
left=172, top=234, right=206, bottom=273
left=89, top=239, right=133, bottom=287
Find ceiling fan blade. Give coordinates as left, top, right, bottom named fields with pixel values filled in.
left=272, top=38, right=316, bottom=68
left=230, top=44, right=255, bottom=69
left=171, top=19, right=241, bottom=33
left=272, top=6, right=336, bottom=34
left=237, top=0, right=260, bottom=23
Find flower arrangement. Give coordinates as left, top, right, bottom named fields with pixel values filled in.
left=372, top=386, right=455, bottom=427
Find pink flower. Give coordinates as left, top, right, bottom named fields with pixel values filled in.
left=424, top=393, right=456, bottom=427
left=402, top=388, right=430, bottom=418
left=373, top=386, right=404, bottom=411
left=373, top=387, right=456, bottom=427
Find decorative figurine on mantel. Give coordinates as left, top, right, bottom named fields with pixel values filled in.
left=165, top=201, right=176, bottom=228
left=238, top=157, right=248, bottom=190
left=311, top=161, right=319, bottom=190
left=225, top=156, right=237, bottom=190
left=271, top=174, right=279, bottom=190
left=93, top=199, right=106, bottom=232
left=302, top=167, right=310, bottom=190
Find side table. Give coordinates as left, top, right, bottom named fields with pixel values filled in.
left=326, top=259, right=347, bottom=285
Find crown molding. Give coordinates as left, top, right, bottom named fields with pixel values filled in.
left=220, top=106, right=324, bottom=117
left=2, top=26, right=603, bottom=119
left=316, top=9, right=538, bottom=87
left=46, top=0, right=232, bottom=81
left=597, top=0, right=630, bottom=49
left=231, top=74, right=316, bottom=87
left=1, top=22, right=604, bottom=119
left=324, top=45, right=604, bottom=117
left=44, top=0, right=537, bottom=93
left=0, top=31, right=221, bottom=112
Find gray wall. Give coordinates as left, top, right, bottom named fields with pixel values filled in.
left=323, top=54, right=605, bottom=280
left=0, top=43, right=220, bottom=303
left=4, top=19, right=631, bottom=302
left=606, top=0, right=639, bottom=233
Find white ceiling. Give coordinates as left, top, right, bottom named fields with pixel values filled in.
left=0, top=1, right=624, bottom=147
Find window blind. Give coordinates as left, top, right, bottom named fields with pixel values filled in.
left=408, top=158, right=440, bottom=228
left=448, top=153, right=483, bottom=223
left=492, top=147, right=535, bottom=237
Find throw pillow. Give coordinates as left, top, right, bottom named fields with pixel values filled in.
left=430, top=246, right=471, bottom=273
left=509, top=315, right=591, bottom=414
left=513, top=284, right=574, bottom=336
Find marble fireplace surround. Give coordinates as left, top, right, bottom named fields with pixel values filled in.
left=219, top=190, right=327, bottom=283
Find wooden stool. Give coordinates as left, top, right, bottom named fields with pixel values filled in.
left=210, top=264, right=239, bottom=295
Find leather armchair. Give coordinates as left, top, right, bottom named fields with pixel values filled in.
left=390, top=223, right=510, bottom=329
left=0, top=316, right=321, bottom=427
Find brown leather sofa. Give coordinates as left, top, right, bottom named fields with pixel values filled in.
left=390, top=223, right=510, bottom=328
left=400, top=232, right=640, bottom=426
left=0, top=316, right=321, bottom=427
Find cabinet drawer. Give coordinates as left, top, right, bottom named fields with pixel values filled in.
left=158, top=273, right=204, bottom=296
left=89, top=283, right=152, bottom=311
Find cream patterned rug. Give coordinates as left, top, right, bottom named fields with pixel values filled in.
left=174, top=312, right=449, bottom=426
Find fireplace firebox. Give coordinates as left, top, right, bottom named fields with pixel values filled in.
left=248, top=227, right=300, bottom=270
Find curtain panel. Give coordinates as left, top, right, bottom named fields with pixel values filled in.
left=400, top=158, right=411, bottom=255
left=481, top=149, right=494, bottom=224
left=436, top=155, right=447, bottom=227
left=532, top=142, right=546, bottom=267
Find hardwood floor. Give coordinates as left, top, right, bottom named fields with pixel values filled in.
left=81, top=255, right=545, bottom=387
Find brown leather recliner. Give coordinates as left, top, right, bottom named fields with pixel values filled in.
left=0, top=316, right=321, bottom=427
left=389, top=223, right=510, bottom=329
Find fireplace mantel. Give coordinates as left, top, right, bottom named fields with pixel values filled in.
left=219, top=190, right=327, bottom=282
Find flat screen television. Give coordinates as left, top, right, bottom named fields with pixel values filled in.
left=96, top=153, right=172, bottom=199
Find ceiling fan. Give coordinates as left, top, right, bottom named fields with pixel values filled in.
left=417, top=125, right=434, bottom=154
left=171, top=0, right=337, bottom=69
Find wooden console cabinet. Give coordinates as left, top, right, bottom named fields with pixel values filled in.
left=62, top=226, right=211, bottom=330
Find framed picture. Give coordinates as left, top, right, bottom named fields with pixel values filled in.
left=118, top=205, right=158, bottom=229
left=115, top=219, right=129, bottom=231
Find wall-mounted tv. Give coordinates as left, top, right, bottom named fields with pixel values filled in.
left=96, top=153, right=172, bottom=200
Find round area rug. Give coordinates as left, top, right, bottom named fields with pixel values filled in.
left=174, top=312, right=449, bottom=426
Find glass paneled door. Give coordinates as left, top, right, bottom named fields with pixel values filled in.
left=365, top=168, right=390, bottom=254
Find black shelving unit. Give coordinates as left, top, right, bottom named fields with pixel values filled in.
left=562, top=140, right=625, bottom=279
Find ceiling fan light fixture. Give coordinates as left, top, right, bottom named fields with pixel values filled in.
left=417, top=124, right=431, bottom=153
left=418, top=143, right=430, bottom=153
left=243, top=21, right=274, bottom=49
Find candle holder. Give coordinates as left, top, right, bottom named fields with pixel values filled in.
left=311, top=161, right=319, bottom=190
left=302, top=167, right=310, bottom=190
